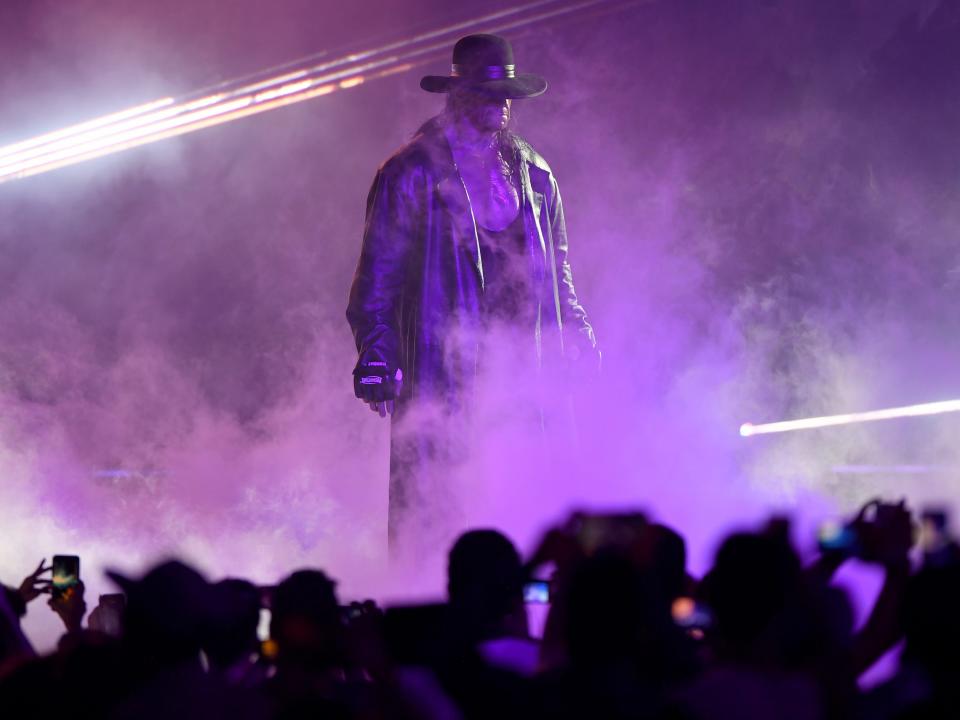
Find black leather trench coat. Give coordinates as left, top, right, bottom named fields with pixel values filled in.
left=347, top=117, right=597, bottom=408
left=346, top=117, right=597, bottom=546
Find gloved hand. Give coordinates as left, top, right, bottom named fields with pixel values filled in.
left=353, top=361, right=403, bottom=417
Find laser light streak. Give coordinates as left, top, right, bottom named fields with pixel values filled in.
left=0, top=0, right=627, bottom=184
left=740, top=398, right=960, bottom=437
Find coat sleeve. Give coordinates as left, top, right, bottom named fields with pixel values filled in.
left=548, top=175, right=599, bottom=358
left=346, top=162, right=419, bottom=372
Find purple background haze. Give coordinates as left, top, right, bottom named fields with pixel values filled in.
left=1, top=0, right=959, bottom=657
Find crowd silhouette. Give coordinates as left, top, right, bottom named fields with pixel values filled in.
left=2, top=499, right=958, bottom=719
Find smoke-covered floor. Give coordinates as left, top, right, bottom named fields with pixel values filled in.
left=1, top=0, right=959, bottom=666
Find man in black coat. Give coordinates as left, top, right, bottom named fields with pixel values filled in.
left=347, top=34, right=598, bottom=554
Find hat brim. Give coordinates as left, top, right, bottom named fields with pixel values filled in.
left=420, top=73, right=547, bottom=99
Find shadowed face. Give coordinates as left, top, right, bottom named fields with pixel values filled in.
left=449, top=88, right=512, bottom=134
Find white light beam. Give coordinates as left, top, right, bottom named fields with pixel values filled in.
left=0, top=0, right=620, bottom=183
left=740, top=398, right=960, bottom=437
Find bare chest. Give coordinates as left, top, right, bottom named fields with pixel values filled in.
left=455, top=150, right=520, bottom=231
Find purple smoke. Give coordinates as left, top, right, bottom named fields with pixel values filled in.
left=1, top=0, right=958, bottom=661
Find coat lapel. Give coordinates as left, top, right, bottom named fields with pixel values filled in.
left=426, top=121, right=483, bottom=287
left=515, top=142, right=548, bottom=287
left=436, top=173, right=483, bottom=281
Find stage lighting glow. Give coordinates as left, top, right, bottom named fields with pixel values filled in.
left=2, top=63, right=424, bottom=182
left=1, top=97, right=254, bottom=178
left=0, top=97, right=176, bottom=161
left=254, top=80, right=314, bottom=103
left=739, top=398, right=960, bottom=437
left=830, top=465, right=948, bottom=475
left=0, top=94, right=227, bottom=171
left=0, top=0, right=627, bottom=184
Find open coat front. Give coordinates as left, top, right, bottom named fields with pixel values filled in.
left=346, top=117, right=597, bottom=547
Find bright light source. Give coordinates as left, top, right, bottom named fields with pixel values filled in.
left=0, top=97, right=175, bottom=161
left=740, top=398, right=960, bottom=437
left=0, top=0, right=625, bottom=184
left=831, top=465, right=948, bottom=475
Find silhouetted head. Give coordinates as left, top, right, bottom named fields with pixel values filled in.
left=203, top=578, right=261, bottom=669
left=270, top=569, right=343, bottom=669
left=566, top=550, right=676, bottom=677
left=0, top=584, right=31, bottom=665
left=904, top=563, right=960, bottom=676
left=649, top=523, right=689, bottom=601
left=447, top=529, right=524, bottom=641
left=703, top=531, right=802, bottom=662
left=107, top=559, right=210, bottom=665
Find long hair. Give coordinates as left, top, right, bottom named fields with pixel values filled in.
left=422, top=92, right=518, bottom=176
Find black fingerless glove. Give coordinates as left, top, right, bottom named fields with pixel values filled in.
left=353, top=361, right=402, bottom=402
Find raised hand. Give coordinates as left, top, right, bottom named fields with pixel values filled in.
left=48, top=580, right=87, bottom=634
left=17, top=558, right=52, bottom=605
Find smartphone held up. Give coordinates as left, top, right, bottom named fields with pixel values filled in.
left=51, top=555, right=80, bottom=599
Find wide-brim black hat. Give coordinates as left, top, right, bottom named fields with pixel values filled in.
left=420, top=34, right=547, bottom=99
